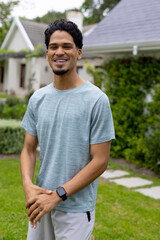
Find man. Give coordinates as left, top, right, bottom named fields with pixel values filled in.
left=20, top=19, right=115, bottom=240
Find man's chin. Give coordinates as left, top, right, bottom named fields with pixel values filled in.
left=53, top=69, right=69, bottom=76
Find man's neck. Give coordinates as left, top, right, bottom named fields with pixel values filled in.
left=53, top=73, right=84, bottom=90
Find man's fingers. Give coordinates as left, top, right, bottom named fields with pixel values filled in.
left=25, top=197, right=36, bottom=209
left=30, top=220, right=35, bottom=228
left=25, top=189, right=52, bottom=208
left=35, top=186, right=52, bottom=194
left=27, top=202, right=39, bottom=217
left=43, top=189, right=52, bottom=195
left=25, top=200, right=35, bottom=209
left=29, top=207, right=42, bottom=221
left=29, top=209, right=44, bottom=229
left=46, top=190, right=52, bottom=194
left=32, top=210, right=44, bottom=228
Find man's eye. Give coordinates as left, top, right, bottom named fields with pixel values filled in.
left=63, top=45, right=72, bottom=49
left=51, top=47, right=57, bottom=50
left=49, top=46, right=57, bottom=50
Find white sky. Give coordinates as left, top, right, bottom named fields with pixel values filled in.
left=5, top=0, right=85, bottom=19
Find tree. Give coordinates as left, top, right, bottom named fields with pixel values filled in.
left=33, top=8, right=80, bottom=25
left=34, top=11, right=66, bottom=24
left=81, top=0, right=121, bottom=25
left=0, top=0, right=19, bottom=46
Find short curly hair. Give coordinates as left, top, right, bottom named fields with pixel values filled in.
left=44, top=19, right=83, bottom=49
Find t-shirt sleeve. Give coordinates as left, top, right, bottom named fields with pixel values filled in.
left=90, top=94, right=115, bottom=144
left=21, top=97, right=37, bottom=136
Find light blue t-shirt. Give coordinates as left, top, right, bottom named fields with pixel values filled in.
left=21, top=81, right=115, bottom=212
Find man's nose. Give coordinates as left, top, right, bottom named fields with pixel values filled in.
left=56, top=47, right=64, bottom=55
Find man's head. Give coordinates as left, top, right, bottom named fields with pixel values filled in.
left=45, top=19, right=83, bottom=76
left=44, top=19, right=83, bottom=50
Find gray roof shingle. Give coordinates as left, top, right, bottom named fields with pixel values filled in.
left=20, top=19, right=48, bottom=50
left=84, top=0, right=160, bottom=47
left=20, top=19, right=96, bottom=51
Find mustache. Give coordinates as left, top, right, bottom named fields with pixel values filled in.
left=52, top=56, right=69, bottom=61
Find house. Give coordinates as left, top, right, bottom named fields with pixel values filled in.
left=83, top=0, right=160, bottom=60
left=0, top=15, right=101, bottom=97
left=2, top=0, right=159, bottom=97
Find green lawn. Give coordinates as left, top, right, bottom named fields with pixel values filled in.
left=0, top=159, right=160, bottom=240
left=0, top=94, right=9, bottom=99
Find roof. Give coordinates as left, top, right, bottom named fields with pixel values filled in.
left=84, top=0, right=160, bottom=49
left=1, top=17, right=97, bottom=51
left=20, top=19, right=48, bottom=50
left=1, top=17, right=34, bottom=50
left=1, top=18, right=99, bottom=59
left=20, top=19, right=97, bottom=50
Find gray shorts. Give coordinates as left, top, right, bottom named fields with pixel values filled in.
left=27, top=209, right=95, bottom=240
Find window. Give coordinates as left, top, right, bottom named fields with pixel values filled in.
left=0, top=66, right=4, bottom=83
left=95, top=66, right=103, bottom=69
left=20, top=64, right=26, bottom=88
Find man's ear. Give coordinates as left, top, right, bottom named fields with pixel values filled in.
left=46, top=50, right=48, bottom=61
left=77, top=49, right=82, bottom=60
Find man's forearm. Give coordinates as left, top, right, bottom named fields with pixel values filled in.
left=63, top=141, right=110, bottom=198
left=63, top=156, right=108, bottom=198
left=20, top=147, right=37, bottom=188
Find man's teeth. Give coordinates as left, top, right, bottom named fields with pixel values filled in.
left=56, top=60, right=66, bottom=62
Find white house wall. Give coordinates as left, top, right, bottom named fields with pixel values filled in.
left=35, top=57, right=54, bottom=87
left=98, top=50, right=160, bottom=62
left=77, top=58, right=103, bottom=83
left=16, top=58, right=40, bottom=96
left=4, top=57, right=37, bottom=97
left=5, top=26, right=29, bottom=51
left=5, top=58, right=25, bottom=96
left=7, top=58, right=18, bottom=94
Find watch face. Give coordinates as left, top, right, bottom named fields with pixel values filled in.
left=58, top=187, right=65, bottom=196
left=56, top=187, right=67, bottom=201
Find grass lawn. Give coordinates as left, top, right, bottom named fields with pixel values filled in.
left=0, top=94, right=9, bottom=99
left=0, top=159, right=160, bottom=240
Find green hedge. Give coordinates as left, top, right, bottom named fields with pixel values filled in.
left=0, top=120, right=25, bottom=154
left=104, top=57, right=160, bottom=173
left=0, top=96, right=27, bottom=120
left=86, top=57, right=160, bottom=174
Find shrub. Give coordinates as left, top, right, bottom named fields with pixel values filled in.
left=5, top=96, right=25, bottom=106
left=0, top=120, right=25, bottom=154
left=0, top=96, right=27, bottom=120
left=25, top=90, right=34, bottom=104
left=86, top=57, right=160, bottom=174
left=1, top=103, right=27, bottom=119
left=0, top=99, right=6, bottom=116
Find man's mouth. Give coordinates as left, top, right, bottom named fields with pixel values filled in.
left=53, top=58, right=69, bottom=63
left=55, top=59, right=66, bottom=62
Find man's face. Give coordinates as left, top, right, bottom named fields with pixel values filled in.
left=46, top=30, right=82, bottom=76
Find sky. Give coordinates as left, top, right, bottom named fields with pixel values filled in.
left=7, top=0, right=85, bottom=19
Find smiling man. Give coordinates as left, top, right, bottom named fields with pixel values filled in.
left=20, top=19, right=115, bottom=240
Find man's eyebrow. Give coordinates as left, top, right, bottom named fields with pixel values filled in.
left=63, top=42, right=73, bottom=46
left=49, top=42, right=73, bottom=47
left=48, top=43, right=57, bottom=47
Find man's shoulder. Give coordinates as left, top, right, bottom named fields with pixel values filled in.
left=83, top=81, right=107, bottom=101
left=30, top=83, right=52, bottom=100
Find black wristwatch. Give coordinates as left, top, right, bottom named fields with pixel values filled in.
left=56, top=186, right=67, bottom=201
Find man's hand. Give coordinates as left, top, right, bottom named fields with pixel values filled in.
left=23, top=183, right=53, bottom=228
left=26, top=190, right=61, bottom=228
left=24, top=183, right=52, bottom=205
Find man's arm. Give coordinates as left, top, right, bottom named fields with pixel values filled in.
left=20, top=132, right=38, bottom=188
left=20, top=132, right=52, bottom=227
left=27, top=141, right=111, bottom=226
left=63, top=141, right=110, bottom=196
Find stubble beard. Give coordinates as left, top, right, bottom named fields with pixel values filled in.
left=52, top=69, right=69, bottom=75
